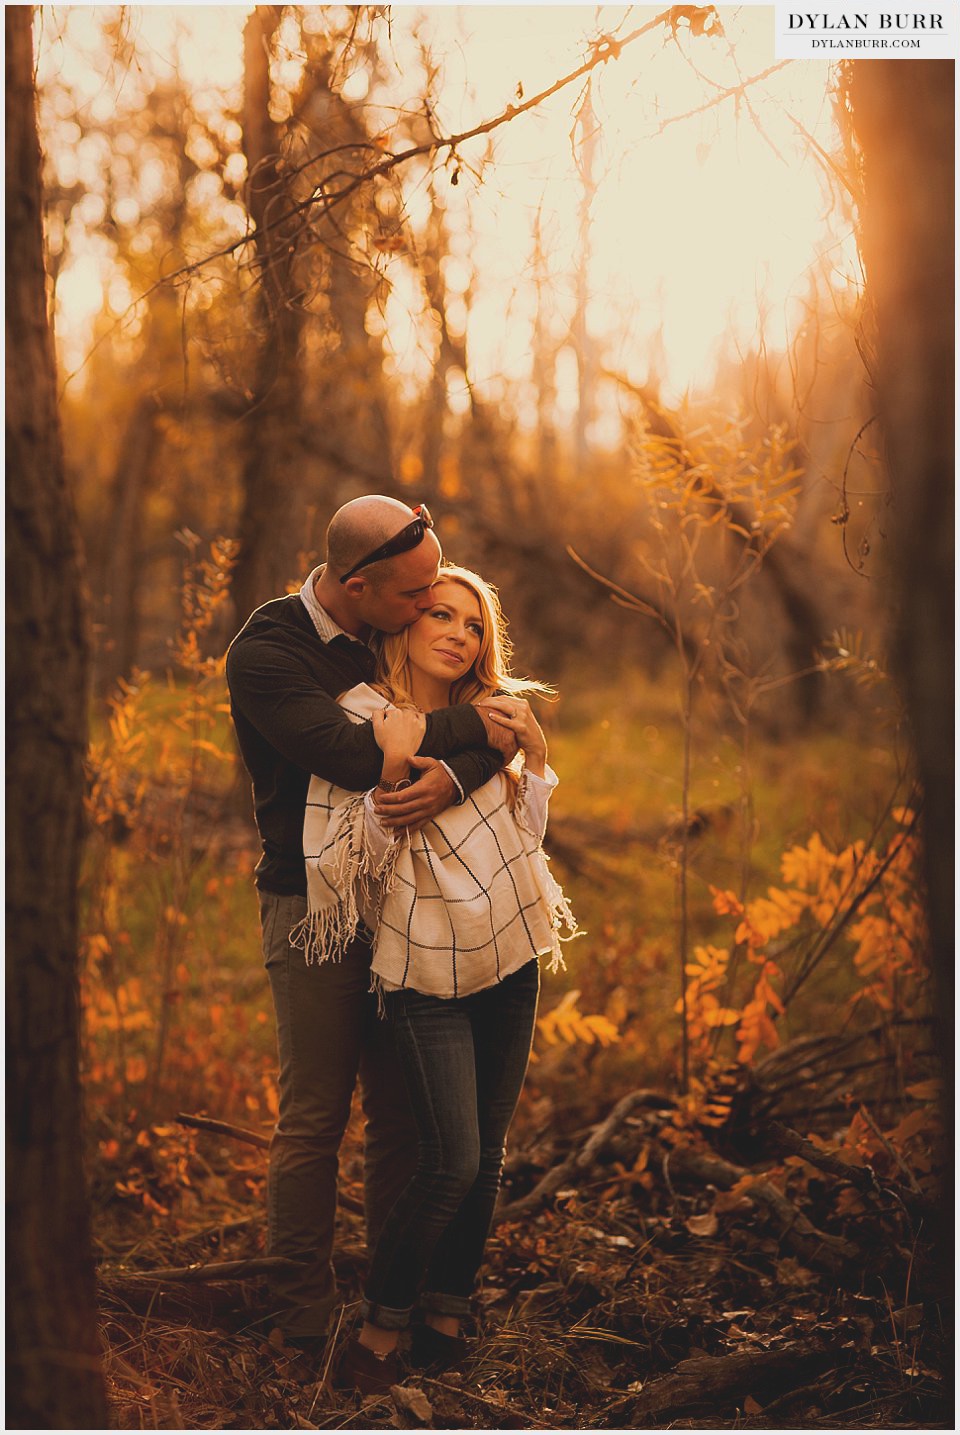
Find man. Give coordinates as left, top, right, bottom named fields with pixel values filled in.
left=226, top=495, right=511, bottom=1347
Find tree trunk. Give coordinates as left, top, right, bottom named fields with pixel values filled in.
left=96, top=392, right=162, bottom=695
left=843, top=59, right=954, bottom=1087
left=5, top=7, right=107, bottom=1426
left=304, top=46, right=393, bottom=492
left=232, top=7, right=311, bottom=624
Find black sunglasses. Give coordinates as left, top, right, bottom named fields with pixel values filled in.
left=338, top=504, right=434, bottom=583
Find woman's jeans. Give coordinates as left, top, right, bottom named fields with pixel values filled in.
left=361, top=959, right=540, bottom=1329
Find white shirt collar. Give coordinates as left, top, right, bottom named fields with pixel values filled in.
left=299, top=564, right=365, bottom=645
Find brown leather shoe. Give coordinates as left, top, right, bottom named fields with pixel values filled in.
left=336, top=1335, right=399, bottom=1395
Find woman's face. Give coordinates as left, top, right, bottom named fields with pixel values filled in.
left=406, top=580, right=484, bottom=684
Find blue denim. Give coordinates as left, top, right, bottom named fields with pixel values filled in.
left=361, top=959, right=540, bottom=1329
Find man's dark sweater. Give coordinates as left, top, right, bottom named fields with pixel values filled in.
left=227, top=595, right=502, bottom=894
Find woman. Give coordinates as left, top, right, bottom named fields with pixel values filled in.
left=293, top=565, right=576, bottom=1391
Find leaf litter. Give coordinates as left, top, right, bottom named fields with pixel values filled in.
left=95, top=1082, right=949, bottom=1430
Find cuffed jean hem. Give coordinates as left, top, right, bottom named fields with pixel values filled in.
left=420, top=1289, right=472, bottom=1318
left=359, top=1298, right=413, bottom=1331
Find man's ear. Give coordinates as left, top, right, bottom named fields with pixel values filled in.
left=341, top=576, right=368, bottom=600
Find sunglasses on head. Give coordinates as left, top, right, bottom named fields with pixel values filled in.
left=339, top=504, right=434, bottom=583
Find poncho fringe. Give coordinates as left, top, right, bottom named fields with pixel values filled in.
left=290, top=793, right=404, bottom=966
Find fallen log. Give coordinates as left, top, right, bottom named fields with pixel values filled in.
left=666, top=1147, right=860, bottom=1274
left=497, top=1090, right=676, bottom=1222
left=100, top=1256, right=309, bottom=1285
left=629, top=1338, right=833, bottom=1422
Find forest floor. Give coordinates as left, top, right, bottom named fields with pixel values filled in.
left=93, top=1075, right=950, bottom=1431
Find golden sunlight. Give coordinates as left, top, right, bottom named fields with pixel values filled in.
left=39, top=6, right=856, bottom=410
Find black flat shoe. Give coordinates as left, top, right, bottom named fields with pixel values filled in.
left=336, top=1335, right=399, bottom=1395
left=409, top=1323, right=469, bottom=1373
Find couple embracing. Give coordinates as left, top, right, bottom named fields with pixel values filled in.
left=227, top=496, right=577, bottom=1392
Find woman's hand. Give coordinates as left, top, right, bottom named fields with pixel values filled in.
left=372, top=707, right=426, bottom=782
left=474, top=697, right=547, bottom=777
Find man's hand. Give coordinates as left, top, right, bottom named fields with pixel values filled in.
left=474, top=704, right=520, bottom=762
left=374, top=756, right=457, bottom=830
left=476, top=697, right=547, bottom=777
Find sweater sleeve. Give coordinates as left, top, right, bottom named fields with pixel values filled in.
left=227, top=633, right=385, bottom=788
left=227, top=632, right=504, bottom=792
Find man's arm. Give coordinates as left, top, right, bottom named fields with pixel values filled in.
left=375, top=709, right=518, bottom=827
left=227, top=632, right=510, bottom=793
left=424, top=705, right=510, bottom=801
left=227, top=634, right=385, bottom=789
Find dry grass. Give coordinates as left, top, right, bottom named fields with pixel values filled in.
left=95, top=1097, right=949, bottom=1431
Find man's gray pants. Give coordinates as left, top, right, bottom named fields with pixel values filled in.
left=258, top=891, right=418, bottom=1337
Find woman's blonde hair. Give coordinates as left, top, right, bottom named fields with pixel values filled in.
left=376, top=563, right=555, bottom=709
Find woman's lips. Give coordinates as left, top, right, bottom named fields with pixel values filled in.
left=435, top=648, right=465, bottom=665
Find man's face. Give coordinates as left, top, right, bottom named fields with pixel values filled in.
left=355, top=533, right=442, bottom=633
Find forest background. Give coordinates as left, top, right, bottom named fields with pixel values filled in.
left=6, top=4, right=953, bottom=1429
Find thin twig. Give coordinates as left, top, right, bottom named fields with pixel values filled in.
left=311, top=1302, right=346, bottom=1419
left=858, top=1104, right=924, bottom=1195
left=176, top=1112, right=270, bottom=1149
left=423, top=1377, right=554, bottom=1428
left=655, top=60, right=792, bottom=133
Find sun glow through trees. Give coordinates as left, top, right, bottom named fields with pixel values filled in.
left=39, top=6, right=857, bottom=422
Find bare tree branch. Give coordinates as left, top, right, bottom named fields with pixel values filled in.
left=655, top=60, right=792, bottom=134
left=61, top=7, right=738, bottom=392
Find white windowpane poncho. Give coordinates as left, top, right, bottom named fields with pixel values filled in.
left=291, top=684, right=578, bottom=999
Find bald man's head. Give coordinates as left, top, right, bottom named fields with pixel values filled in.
left=318, top=495, right=442, bottom=633
left=325, top=495, right=425, bottom=584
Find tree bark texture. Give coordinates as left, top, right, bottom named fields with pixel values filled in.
left=232, top=6, right=312, bottom=624
left=628, top=1339, right=833, bottom=1423
left=298, top=42, right=393, bottom=493
left=5, top=7, right=107, bottom=1427
left=96, top=392, right=163, bottom=694
left=233, top=13, right=398, bottom=622
left=843, top=61, right=954, bottom=1092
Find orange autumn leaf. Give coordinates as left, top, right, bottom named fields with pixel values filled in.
left=710, top=886, right=744, bottom=917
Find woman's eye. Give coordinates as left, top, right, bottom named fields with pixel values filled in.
left=430, top=609, right=450, bottom=620
left=468, top=624, right=483, bottom=637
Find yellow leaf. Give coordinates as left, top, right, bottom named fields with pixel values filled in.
left=703, top=1006, right=740, bottom=1028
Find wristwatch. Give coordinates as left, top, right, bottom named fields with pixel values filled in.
left=376, top=778, right=413, bottom=793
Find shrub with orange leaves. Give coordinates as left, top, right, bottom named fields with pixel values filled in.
left=678, top=808, right=929, bottom=1090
